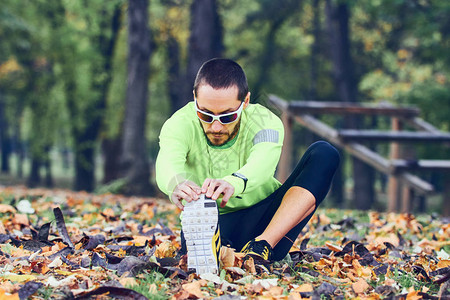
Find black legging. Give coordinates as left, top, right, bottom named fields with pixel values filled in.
left=219, top=141, right=340, bottom=260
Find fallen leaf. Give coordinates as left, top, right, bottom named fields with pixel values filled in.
left=12, top=214, right=29, bottom=226
left=243, top=256, right=256, bottom=274
left=220, top=246, right=236, bottom=268
left=0, top=204, right=16, bottom=213
left=0, top=290, right=19, bottom=300
left=352, top=278, right=370, bottom=294
left=325, top=241, right=343, bottom=252
left=1, top=274, right=36, bottom=283
left=406, top=290, right=422, bottom=300
left=182, top=279, right=207, bottom=298
left=155, top=240, right=177, bottom=258
left=437, top=260, right=450, bottom=269
left=294, top=283, right=314, bottom=293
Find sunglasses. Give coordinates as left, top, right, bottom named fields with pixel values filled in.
left=194, top=98, right=244, bottom=124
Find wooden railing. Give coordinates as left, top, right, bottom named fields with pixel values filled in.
left=268, top=95, right=450, bottom=213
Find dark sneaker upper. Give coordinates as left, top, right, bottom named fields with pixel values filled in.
left=241, top=238, right=273, bottom=261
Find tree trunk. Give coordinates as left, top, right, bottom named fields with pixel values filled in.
left=27, top=158, right=41, bottom=187
left=120, top=0, right=153, bottom=196
left=0, top=96, right=11, bottom=173
left=102, top=137, right=122, bottom=184
left=325, top=0, right=375, bottom=210
left=167, top=35, right=183, bottom=114
left=184, top=0, right=223, bottom=101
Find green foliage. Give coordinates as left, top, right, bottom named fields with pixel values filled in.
left=127, top=271, right=170, bottom=299
left=1, top=0, right=449, bottom=195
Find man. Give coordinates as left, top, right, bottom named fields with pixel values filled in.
left=156, top=58, right=340, bottom=270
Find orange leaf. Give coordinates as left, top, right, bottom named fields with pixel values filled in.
left=406, top=291, right=421, bottom=300
left=220, top=246, right=236, bottom=268
left=325, top=241, right=343, bottom=252
left=288, top=292, right=303, bottom=300
left=243, top=256, right=256, bottom=274
left=294, top=283, right=314, bottom=293
left=12, top=214, right=29, bottom=226
left=182, top=279, right=207, bottom=299
left=0, top=204, right=16, bottom=213
left=0, top=290, right=19, bottom=300
left=266, top=286, right=284, bottom=296
left=437, top=259, right=450, bottom=269
left=352, top=278, right=370, bottom=294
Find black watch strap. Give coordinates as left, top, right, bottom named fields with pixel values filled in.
left=232, top=172, right=248, bottom=193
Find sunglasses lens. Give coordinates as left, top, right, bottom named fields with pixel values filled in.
left=219, top=113, right=238, bottom=124
left=197, top=111, right=213, bottom=123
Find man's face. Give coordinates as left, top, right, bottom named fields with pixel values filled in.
left=195, top=85, right=249, bottom=146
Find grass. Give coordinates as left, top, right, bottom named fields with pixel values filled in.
left=128, top=270, right=171, bottom=299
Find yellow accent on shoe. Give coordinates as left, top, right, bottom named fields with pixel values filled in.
left=240, top=239, right=273, bottom=260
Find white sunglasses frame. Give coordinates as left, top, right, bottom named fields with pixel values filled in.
left=194, top=98, right=244, bottom=124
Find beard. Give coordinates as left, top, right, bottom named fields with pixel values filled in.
left=205, top=121, right=241, bottom=146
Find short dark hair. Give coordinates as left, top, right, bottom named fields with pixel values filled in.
left=193, top=58, right=249, bottom=101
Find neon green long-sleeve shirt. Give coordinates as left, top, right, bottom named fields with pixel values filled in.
left=155, top=101, right=284, bottom=214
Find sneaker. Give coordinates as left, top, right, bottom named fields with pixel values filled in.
left=241, top=239, right=273, bottom=261
left=181, top=194, right=221, bottom=274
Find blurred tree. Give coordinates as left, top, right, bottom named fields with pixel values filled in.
left=119, top=0, right=154, bottom=195
left=59, top=0, right=123, bottom=191
left=245, top=0, right=302, bottom=99
left=184, top=0, right=223, bottom=102
left=325, top=0, right=375, bottom=210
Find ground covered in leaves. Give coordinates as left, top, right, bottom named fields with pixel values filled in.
left=0, top=186, right=449, bottom=300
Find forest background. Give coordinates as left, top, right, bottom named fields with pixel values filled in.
left=0, top=0, right=449, bottom=214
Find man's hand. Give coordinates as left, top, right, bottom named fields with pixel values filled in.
left=171, top=180, right=201, bottom=210
left=202, top=178, right=234, bottom=208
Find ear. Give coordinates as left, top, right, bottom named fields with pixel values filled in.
left=243, top=92, right=250, bottom=109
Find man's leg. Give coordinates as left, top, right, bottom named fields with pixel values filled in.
left=256, top=186, right=316, bottom=248
left=244, top=141, right=340, bottom=260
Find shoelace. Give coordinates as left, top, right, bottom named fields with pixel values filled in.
left=250, top=240, right=272, bottom=258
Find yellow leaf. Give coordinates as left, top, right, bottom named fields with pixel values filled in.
left=155, top=241, right=177, bottom=258
left=0, top=274, right=36, bottom=283
left=437, top=259, right=450, bottom=269
left=55, top=270, right=75, bottom=276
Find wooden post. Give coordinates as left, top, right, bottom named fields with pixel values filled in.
left=278, top=111, right=293, bottom=183
left=401, top=186, right=413, bottom=213
left=388, top=117, right=402, bottom=212
left=443, top=173, right=450, bottom=217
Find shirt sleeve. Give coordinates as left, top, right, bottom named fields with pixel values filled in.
left=155, top=115, right=191, bottom=199
left=222, top=112, right=284, bottom=196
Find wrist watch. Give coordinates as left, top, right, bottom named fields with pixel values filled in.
left=232, top=172, right=248, bottom=193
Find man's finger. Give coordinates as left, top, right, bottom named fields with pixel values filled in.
left=186, top=180, right=202, bottom=195
left=178, top=185, right=197, bottom=202
left=201, top=178, right=212, bottom=193
left=220, top=188, right=233, bottom=208
left=211, top=184, right=225, bottom=200
left=172, top=198, right=184, bottom=210
left=206, top=180, right=218, bottom=198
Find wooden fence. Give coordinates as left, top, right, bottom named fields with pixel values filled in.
left=268, top=95, right=450, bottom=214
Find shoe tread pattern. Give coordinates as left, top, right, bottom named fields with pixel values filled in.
left=182, top=194, right=219, bottom=274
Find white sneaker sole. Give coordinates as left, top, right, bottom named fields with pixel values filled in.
left=182, top=194, right=219, bottom=274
